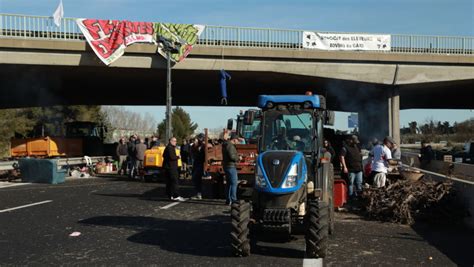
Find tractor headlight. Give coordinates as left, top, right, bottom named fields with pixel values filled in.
left=255, top=165, right=267, bottom=188
left=282, top=163, right=298, bottom=188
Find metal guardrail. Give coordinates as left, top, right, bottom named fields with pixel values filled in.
left=0, top=156, right=110, bottom=171
left=0, top=160, right=18, bottom=171
left=401, top=152, right=474, bottom=184
left=1, top=13, right=473, bottom=55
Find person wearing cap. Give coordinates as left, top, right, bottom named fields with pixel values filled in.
left=222, top=132, right=240, bottom=205
left=370, top=136, right=394, bottom=188
left=339, top=135, right=363, bottom=199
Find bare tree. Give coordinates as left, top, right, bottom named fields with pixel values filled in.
left=101, top=106, right=157, bottom=132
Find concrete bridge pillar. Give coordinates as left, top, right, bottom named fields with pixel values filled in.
left=390, top=87, right=401, bottom=145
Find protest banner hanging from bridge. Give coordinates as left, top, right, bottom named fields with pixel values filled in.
left=76, top=19, right=204, bottom=65
left=302, top=31, right=391, bottom=51
left=154, top=23, right=205, bottom=63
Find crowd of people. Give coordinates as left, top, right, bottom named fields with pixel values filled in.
left=322, top=135, right=400, bottom=202
left=114, top=132, right=243, bottom=204
left=115, top=130, right=432, bottom=205
left=115, top=135, right=160, bottom=178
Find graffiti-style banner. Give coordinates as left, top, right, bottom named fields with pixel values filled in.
left=77, top=19, right=156, bottom=65
left=303, top=31, right=391, bottom=51
left=77, top=19, right=205, bottom=65
left=154, top=23, right=205, bottom=62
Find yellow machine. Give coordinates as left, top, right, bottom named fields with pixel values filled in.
left=10, top=137, right=83, bottom=157
left=142, top=146, right=181, bottom=180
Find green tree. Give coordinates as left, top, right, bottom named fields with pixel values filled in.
left=408, top=121, right=417, bottom=134
left=157, top=107, right=198, bottom=144
left=0, top=105, right=103, bottom=157
left=0, top=109, right=36, bottom=156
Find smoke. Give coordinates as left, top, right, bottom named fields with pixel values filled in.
left=0, top=65, right=63, bottom=108
left=325, top=79, right=391, bottom=145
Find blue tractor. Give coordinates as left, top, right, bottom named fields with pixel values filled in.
left=231, top=93, right=335, bottom=258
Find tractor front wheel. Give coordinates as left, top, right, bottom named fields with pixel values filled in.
left=231, top=200, right=251, bottom=257
left=305, top=200, right=328, bottom=258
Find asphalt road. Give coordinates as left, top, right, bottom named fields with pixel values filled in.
left=0, top=177, right=473, bottom=266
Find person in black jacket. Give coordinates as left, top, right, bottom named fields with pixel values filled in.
left=339, top=135, right=363, bottom=199
left=116, top=138, right=128, bottom=175
left=163, top=137, right=184, bottom=201
left=127, top=135, right=137, bottom=178
left=191, top=135, right=206, bottom=200
left=222, top=133, right=240, bottom=205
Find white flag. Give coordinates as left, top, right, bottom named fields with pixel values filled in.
left=53, top=0, right=64, bottom=27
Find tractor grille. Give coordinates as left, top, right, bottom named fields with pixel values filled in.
left=261, top=151, right=296, bottom=188
left=262, top=208, right=290, bottom=223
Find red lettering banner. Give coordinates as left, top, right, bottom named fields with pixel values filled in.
left=77, top=19, right=156, bottom=65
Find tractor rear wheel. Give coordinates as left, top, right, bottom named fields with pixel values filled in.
left=305, top=200, right=328, bottom=258
left=231, top=200, right=251, bottom=257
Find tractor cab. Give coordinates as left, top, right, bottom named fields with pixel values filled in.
left=255, top=94, right=329, bottom=194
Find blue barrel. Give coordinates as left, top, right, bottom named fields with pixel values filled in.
left=19, top=158, right=67, bottom=184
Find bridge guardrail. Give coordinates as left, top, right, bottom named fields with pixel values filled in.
left=1, top=13, right=473, bottom=55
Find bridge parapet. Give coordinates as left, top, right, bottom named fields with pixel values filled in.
left=1, top=13, right=473, bottom=56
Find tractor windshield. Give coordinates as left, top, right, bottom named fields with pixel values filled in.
left=240, top=119, right=261, bottom=143
left=261, top=109, right=313, bottom=153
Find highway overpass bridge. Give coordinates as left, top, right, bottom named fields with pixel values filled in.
left=1, top=13, right=474, bottom=143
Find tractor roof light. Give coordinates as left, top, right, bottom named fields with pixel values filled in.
left=266, top=102, right=274, bottom=109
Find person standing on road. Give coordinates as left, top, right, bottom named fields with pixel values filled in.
left=392, top=142, right=401, bottom=160
left=116, top=138, right=128, bottom=175
left=163, top=137, right=184, bottom=201
left=323, top=139, right=336, bottom=164
left=370, top=136, right=394, bottom=188
left=191, top=134, right=206, bottom=200
left=339, top=135, right=363, bottom=199
left=134, top=138, right=147, bottom=179
left=223, top=133, right=240, bottom=205
left=419, top=140, right=434, bottom=169
left=127, top=135, right=137, bottom=178
left=149, top=136, right=160, bottom=148
left=180, top=139, right=190, bottom=177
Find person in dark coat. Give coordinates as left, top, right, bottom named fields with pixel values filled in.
left=419, top=140, right=435, bottom=168
left=191, top=135, right=206, bottom=200
left=116, top=138, right=128, bottom=175
left=339, top=135, right=363, bottom=199
left=127, top=135, right=137, bottom=178
left=163, top=137, right=184, bottom=201
left=222, top=133, right=240, bottom=205
left=323, top=139, right=336, bottom=163
left=134, top=138, right=147, bottom=178
left=149, top=136, right=160, bottom=148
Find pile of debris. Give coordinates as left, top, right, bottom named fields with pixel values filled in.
left=361, top=179, right=463, bottom=225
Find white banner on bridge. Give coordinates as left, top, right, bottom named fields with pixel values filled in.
left=302, top=31, right=391, bottom=51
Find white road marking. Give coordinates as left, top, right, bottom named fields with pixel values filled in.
left=303, top=258, right=323, bottom=267
left=0, top=200, right=53, bottom=213
left=160, top=199, right=187, bottom=210
left=0, top=182, right=31, bottom=189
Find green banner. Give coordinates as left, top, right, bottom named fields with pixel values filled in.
left=154, top=23, right=205, bottom=62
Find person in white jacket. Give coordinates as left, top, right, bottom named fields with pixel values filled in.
left=370, top=136, right=394, bottom=187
